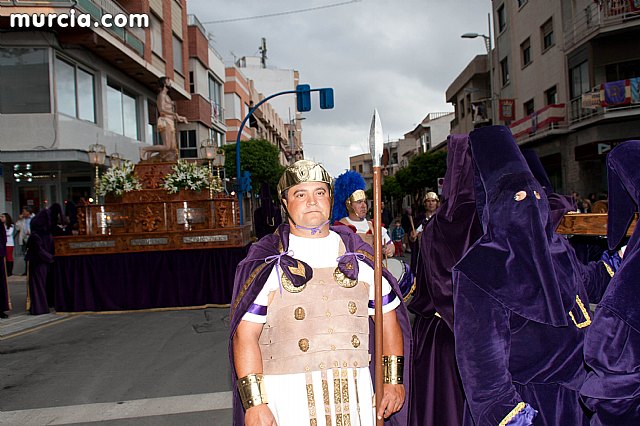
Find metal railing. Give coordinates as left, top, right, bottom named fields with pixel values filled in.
left=565, top=1, right=640, bottom=50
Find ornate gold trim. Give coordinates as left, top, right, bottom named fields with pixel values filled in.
left=569, top=295, right=592, bottom=328
left=282, top=274, right=306, bottom=293
left=334, top=268, right=358, bottom=288
left=499, top=402, right=526, bottom=426
left=603, top=261, right=615, bottom=278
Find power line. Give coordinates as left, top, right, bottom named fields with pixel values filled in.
left=201, top=0, right=362, bottom=25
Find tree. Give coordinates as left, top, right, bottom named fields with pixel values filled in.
left=222, top=139, right=285, bottom=192
left=395, top=150, right=447, bottom=202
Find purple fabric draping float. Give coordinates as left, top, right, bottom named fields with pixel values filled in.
left=408, top=134, right=482, bottom=426
left=581, top=140, right=640, bottom=424
left=52, top=246, right=249, bottom=312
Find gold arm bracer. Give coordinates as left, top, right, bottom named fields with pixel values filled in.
left=237, top=373, right=268, bottom=410
left=382, top=355, right=404, bottom=385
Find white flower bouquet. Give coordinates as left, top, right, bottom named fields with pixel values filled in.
left=97, top=160, right=142, bottom=196
left=162, top=160, right=209, bottom=194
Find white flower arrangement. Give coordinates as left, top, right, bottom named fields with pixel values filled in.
left=162, top=160, right=210, bottom=194
left=97, top=160, right=142, bottom=196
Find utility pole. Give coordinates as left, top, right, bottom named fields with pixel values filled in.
left=259, top=37, right=267, bottom=68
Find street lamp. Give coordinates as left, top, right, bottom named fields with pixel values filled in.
left=461, top=13, right=496, bottom=124
left=200, top=139, right=225, bottom=198
left=88, top=143, right=106, bottom=204
left=110, top=151, right=123, bottom=169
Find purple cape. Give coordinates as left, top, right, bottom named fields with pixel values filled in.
left=581, top=140, right=640, bottom=423
left=228, top=223, right=412, bottom=425
left=408, top=134, right=482, bottom=426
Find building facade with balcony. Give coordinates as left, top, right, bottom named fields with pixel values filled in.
left=223, top=66, right=291, bottom=166
left=0, top=0, right=192, bottom=217
left=449, top=0, right=640, bottom=195
left=174, top=15, right=227, bottom=159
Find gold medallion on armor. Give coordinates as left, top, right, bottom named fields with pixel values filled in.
left=294, top=306, right=306, bottom=320
left=282, top=274, right=306, bottom=293
left=348, top=301, right=357, bottom=314
left=351, top=335, right=361, bottom=348
left=334, top=267, right=358, bottom=288
left=299, top=338, right=310, bottom=352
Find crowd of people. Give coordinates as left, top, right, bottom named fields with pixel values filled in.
left=230, top=126, right=640, bottom=425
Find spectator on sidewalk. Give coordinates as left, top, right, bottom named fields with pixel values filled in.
left=1, top=213, right=15, bottom=276
left=0, top=220, right=10, bottom=319
left=391, top=220, right=406, bottom=256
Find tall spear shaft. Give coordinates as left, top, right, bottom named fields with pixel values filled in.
left=369, top=109, right=384, bottom=426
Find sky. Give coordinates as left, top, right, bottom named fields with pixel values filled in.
left=187, top=0, right=492, bottom=177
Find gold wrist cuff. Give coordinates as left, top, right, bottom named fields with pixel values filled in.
left=237, top=373, right=268, bottom=410
left=383, top=355, right=404, bottom=385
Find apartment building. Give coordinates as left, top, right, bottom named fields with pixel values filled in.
left=0, top=0, right=192, bottom=216
left=235, top=53, right=304, bottom=164
left=176, top=14, right=226, bottom=158
left=448, top=0, right=640, bottom=194
left=223, top=66, right=290, bottom=166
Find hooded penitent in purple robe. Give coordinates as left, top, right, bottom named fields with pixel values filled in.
left=453, top=126, right=611, bottom=425
left=228, top=223, right=413, bottom=426
left=253, top=183, right=282, bottom=239
left=580, top=140, right=640, bottom=425
left=0, top=223, right=10, bottom=313
left=408, top=134, right=482, bottom=426
left=25, top=204, right=61, bottom=315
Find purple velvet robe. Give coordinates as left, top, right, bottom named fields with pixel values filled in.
left=0, top=224, right=10, bottom=313
left=228, top=223, right=413, bottom=426
left=408, top=134, right=482, bottom=426
left=453, top=126, right=610, bottom=425
left=581, top=140, right=640, bottom=424
left=25, top=205, right=60, bottom=315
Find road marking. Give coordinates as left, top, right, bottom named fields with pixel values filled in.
left=0, top=391, right=233, bottom=425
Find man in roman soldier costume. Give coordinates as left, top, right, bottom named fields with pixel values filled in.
left=331, top=169, right=395, bottom=258
left=229, top=160, right=411, bottom=425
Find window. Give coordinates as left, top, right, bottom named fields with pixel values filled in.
left=179, top=130, right=197, bottom=158
left=358, top=164, right=363, bottom=173
left=517, top=0, right=527, bottom=7
left=208, top=74, right=223, bottom=121
left=545, top=85, right=558, bottom=105
left=55, top=56, right=95, bottom=122
left=460, top=99, right=465, bottom=118
left=521, top=38, right=531, bottom=68
left=570, top=61, right=590, bottom=98
left=500, top=57, right=510, bottom=86
left=173, top=35, right=183, bottom=75
left=524, top=99, right=535, bottom=116
left=150, top=14, right=163, bottom=57
left=189, top=71, right=195, bottom=94
left=107, top=81, right=139, bottom=139
left=497, top=5, right=506, bottom=32
left=0, top=47, right=50, bottom=113
left=541, top=18, right=554, bottom=51
left=210, top=128, right=224, bottom=146
left=147, top=99, right=160, bottom=145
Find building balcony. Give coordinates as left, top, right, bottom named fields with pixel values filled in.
left=564, top=1, right=640, bottom=52
left=509, top=104, right=568, bottom=144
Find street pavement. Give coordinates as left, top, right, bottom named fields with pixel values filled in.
left=0, top=274, right=233, bottom=425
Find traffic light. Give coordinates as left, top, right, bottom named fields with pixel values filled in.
left=319, top=88, right=334, bottom=109
left=296, top=84, right=311, bottom=112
